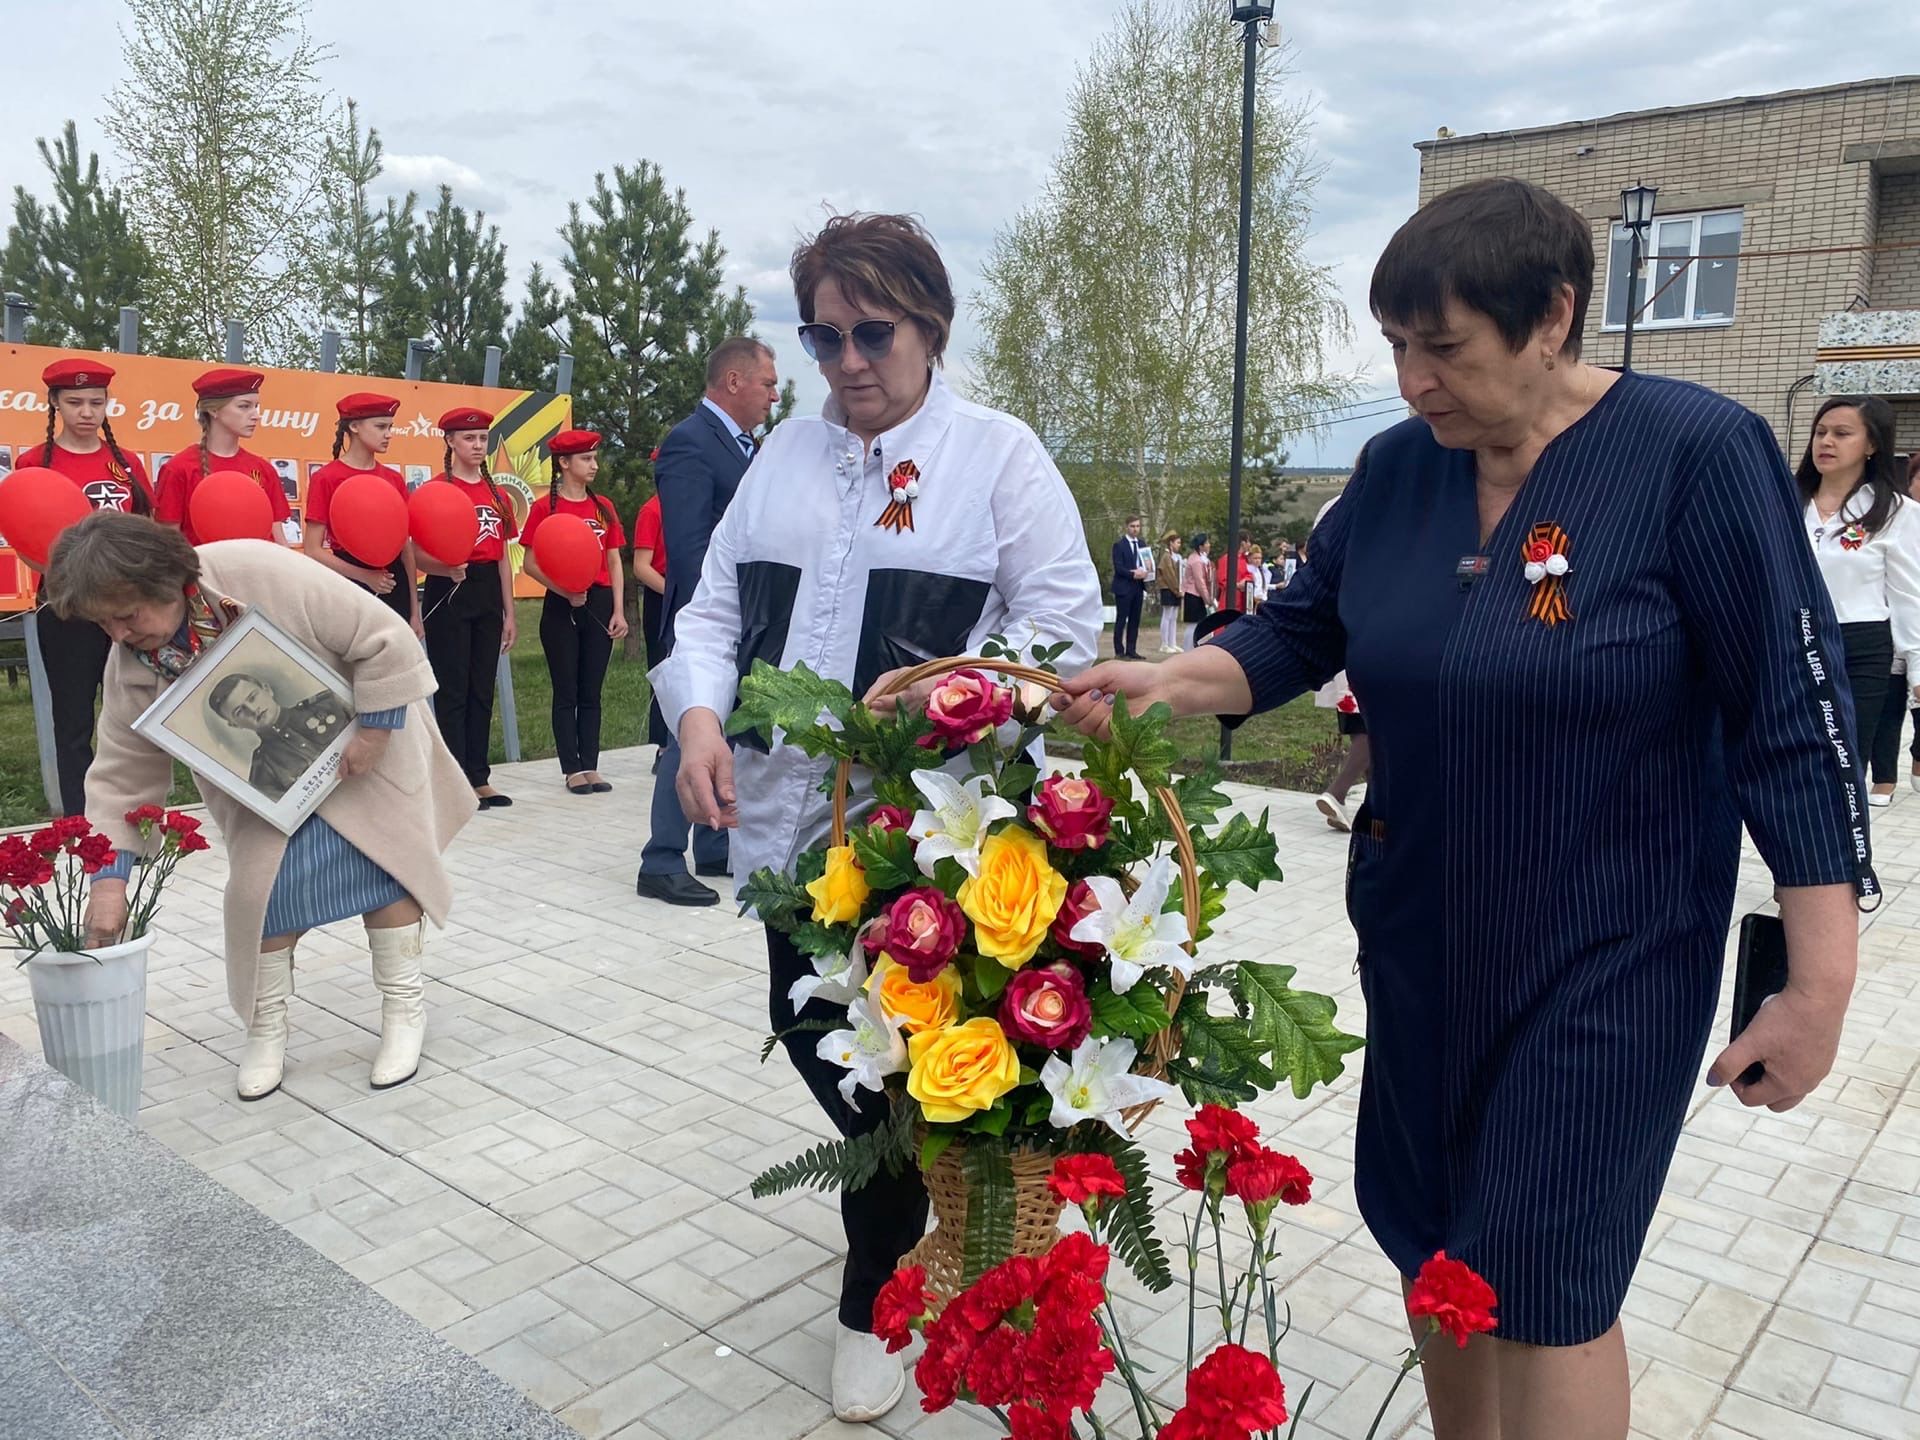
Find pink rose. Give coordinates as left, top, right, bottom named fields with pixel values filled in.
left=1000, top=963, right=1093, bottom=1050
left=1050, top=879, right=1104, bottom=959
left=1027, top=775, right=1114, bottom=851
left=917, top=668, right=1014, bottom=750
left=866, top=804, right=915, bottom=833
left=862, top=886, right=967, bottom=982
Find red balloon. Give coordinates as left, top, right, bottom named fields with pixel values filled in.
left=531, top=513, right=603, bottom=594
left=329, top=475, right=409, bottom=566
left=0, top=466, right=92, bottom=568
left=189, top=470, right=275, bottom=543
left=408, top=481, right=479, bottom=567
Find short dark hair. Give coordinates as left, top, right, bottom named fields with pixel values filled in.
left=791, top=213, right=956, bottom=362
left=1370, top=177, right=1595, bottom=358
left=208, top=672, right=253, bottom=721
left=1125, top=513, right=1141, bottom=524
left=706, top=337, right=773, bottom=389
left=45, top=510, right=200, bottom=621
left=1189, top=531, right=1209, bottom=550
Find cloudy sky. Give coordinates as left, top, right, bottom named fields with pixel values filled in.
left=6, top=1, right=1917, bottom=465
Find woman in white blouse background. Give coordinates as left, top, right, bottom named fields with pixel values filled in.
left=1798, top=395, right=1920, bottom=808
left=651, top=212, right=1102, bottom=1425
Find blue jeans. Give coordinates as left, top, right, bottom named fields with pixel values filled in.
left=640, top=740, right=730, bottom=875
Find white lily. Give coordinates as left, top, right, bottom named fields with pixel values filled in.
left=1070, top=856, right=1192, bottom=993
left=1040, top=1036, right=1177, bottom=1134
left=788, top=934, right=871, bottom=1012
left=906, top=768, right=1017, bottom=878
left=816, top=990, right=908, bottom=1106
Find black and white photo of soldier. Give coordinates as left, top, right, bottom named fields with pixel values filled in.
left=206, top=671, right=352, bottom=801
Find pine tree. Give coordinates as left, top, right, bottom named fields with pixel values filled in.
left=1, top=121, right=156, bottom=351
left=315, top=100, right=414, bottom=374
left=502, top=262, right=565, bottom=392
left=402, top=186, right=510, bottom=385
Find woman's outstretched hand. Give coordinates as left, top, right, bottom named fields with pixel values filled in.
left=1050, top=660, right=1174, bottom=741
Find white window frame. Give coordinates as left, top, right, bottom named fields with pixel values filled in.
left=1600, top=207, right=1742, bottom=332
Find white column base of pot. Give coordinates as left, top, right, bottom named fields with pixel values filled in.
left=24, top=935, right=152, bottom=1120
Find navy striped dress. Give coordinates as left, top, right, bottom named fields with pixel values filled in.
left=1218, top=372, right=1862, bottom=1345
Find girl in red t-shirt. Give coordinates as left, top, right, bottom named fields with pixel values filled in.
left=152, top=368, right=293, bottom=545
left=520, top=429, right=630, bottom=795
left=304, top=392, right=421, bottom=633
left=19, top=358, right=156, bottom=816
left=418, top=407, right=519, bottom=808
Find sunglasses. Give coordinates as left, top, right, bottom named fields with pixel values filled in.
left=797, top=319, right=897, bottom=365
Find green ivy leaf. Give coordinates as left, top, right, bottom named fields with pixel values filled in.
left=1169, top=766, right=1231, bottom=831
left=995, top=761, right=1039, bottom=805
left=1162, top=1056, right=1260, bottom=1108
left=1238, top=962, right=1366, bottom=1100
left=1189, top=873, right=1231, bottom=946
left=1192, top=810, right=1284, bottom=890
left=791, top=923, right=850, bottom=963
left=1175, top=991, right=1276, bottom=1097
left=851, top=826, right=919, bottom=892
left=964, top=1103, right=1014, bottom=1138
left=970, top=956, right=1013, bottom=1003
left=737, top=867, right=812, bottom=932
left=727, top=660, right=856, bottom=749
left=1088, top=978, right=1176, bottom=1040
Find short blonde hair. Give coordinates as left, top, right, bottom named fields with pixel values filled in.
left=791, top=213, right=955, bottom=361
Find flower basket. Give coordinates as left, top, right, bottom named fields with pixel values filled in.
left=25, top=935, right=153, bottom=1119
left=906, top=1136, right=1064, bottom=1309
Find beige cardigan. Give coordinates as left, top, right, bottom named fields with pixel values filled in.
left=86, top=541, right=475, bottom=1024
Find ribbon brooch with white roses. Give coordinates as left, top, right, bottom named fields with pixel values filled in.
left=1521, top=523, right=1572, bottom=628
left=875, top=460, right=922, bottom=534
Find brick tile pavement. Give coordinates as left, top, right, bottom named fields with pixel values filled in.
left=5, top=742, right=1919, bottom=1439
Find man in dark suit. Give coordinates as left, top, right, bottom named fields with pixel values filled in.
left=1109, top=514, right=1150, bottom=660
left=637, top=337, right=781, bottom=906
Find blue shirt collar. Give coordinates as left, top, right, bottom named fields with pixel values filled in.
left=701, top=396, right=752, bottom=448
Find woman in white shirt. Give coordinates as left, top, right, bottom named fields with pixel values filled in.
left=652, top=212, right=1102, bottom=1425
left=1799, top=395, right=1920, bottom=808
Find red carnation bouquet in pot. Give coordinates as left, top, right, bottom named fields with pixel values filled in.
left=6, top=807, right=211, bottom=1118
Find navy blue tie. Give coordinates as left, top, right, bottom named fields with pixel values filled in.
left=737, top=432, right=754, bottom=458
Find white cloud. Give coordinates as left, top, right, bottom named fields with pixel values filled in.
left=376, top=154, right=512, bottom=214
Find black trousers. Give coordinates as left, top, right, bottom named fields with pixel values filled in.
left=336, top=546, right=413, bottom=621
left=1840, top=621, right=1893, bottom=786
left=641, top=586, right=671, bottom=748
left=766, top=926, right=928, bottom=1331
left=540, top=585, right=614, bottom=774
left=1112, top=587, right=1143, bottom=657
left=1870, top=670, right=1912, bottom=784
left=35, top=607, right=112, bottom=816
left=423, top=571, right=504, bottom=787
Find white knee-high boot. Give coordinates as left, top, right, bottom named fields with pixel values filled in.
left=237, top=945, right=295, bottom=1100
left=368, top=922, right=426, bottom=1089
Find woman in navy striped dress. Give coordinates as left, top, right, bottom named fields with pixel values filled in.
left=1058, top=178, right=1863, bottom=1438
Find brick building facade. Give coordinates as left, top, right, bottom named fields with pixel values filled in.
left=1415, top=75, right=1920, bottom=456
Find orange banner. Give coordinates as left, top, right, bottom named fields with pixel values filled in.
left=0, top=342, right=571, bottom=608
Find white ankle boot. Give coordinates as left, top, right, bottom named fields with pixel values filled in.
left=832, top=1323, right=905, bottom=1423
left=368, top=923, right=426, bottom=1089
left=237, top=946, right=295, bottom=1100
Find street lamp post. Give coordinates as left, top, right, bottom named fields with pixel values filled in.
left=1220, top=1, right=1272, bottom=762
left=1619, top=181, right=1658, bottom=371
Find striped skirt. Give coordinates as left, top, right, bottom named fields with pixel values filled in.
left=261, top=816, right=410, bottom=938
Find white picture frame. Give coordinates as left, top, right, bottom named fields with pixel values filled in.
left=132, top=609, right=356, bottom=835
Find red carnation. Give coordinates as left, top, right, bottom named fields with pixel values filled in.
left=52, top=815, right=92, bottom=842
left=1000, top=962, right=1093, bottom=1050
left=1049, top=879, right=1105, bottom=958
left=1047, top=1153, right=1126, bottom=1209
left=4, top=896, right=27, bottom=927
left=126, top=804, right=166, bottom=829
left=918, top=668, right=1014, bottom=749
left=872, top=1265, right=932, bottom=1354
left=1169, top=1343, right=1288, bottom=1436
left=1027, top=774, right=1114, bottom=851
left=1007, top=1403, right=1068, bottom=1440
left=955, top=1254, right=1041, bottom=1334
left=866, top=803, right=915, bottom=833
left=1407, top=1251, right=1499, bottom=1348
left=161, top=810, right=201, bottom=835
left=963, top=1324, right=1024, bottom=1406
left=28, top=828, right=62, bottom=858
left=174, top=830, right=211, bottom=854
left=73, top=833, right=117, bottom=876
left=1225, top=1145, right=1313, bottom=1208
left=1020, top=1307, right=1112, bottom=1413
left=862, top=886, right=966, bottom=981
left=1175, top=1145, right=1213, bottom=1193
left=1187, top=1104, right=1260, bottom=1157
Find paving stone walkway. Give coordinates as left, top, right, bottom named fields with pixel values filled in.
left=3, top=745, right=1917, bottom=1440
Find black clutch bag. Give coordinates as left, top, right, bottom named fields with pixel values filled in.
left=1730, top=913, right=1791, bottom=1086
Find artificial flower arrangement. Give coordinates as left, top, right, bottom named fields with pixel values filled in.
left=740, top=638, right=1363, bottom=1297
left=3, top=807, right=209, bottom=960
left=877, top=1106, right=1500, bottom=1440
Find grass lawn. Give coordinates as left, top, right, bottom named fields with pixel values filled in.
left=0, top=598, right=1347, bottom=826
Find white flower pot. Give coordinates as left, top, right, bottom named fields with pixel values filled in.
left=25, top=934, right=152, bottom=1120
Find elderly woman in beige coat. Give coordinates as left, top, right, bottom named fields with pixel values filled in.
left=48, top=512, right=474, bottom=1101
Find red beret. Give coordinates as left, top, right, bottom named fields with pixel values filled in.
left=438, top=406, right=493, bottom=434
left=337, top=391, right=400, bottom=420
left=193, top=367, right=265, bottom=399
left=43, top=358, right=115, bottom=389
left=549, top=429, right=601, bottom=456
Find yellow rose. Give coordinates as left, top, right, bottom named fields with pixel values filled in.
left=869, top=957, right=963, bottom=1033
left=806, top=845, right=870, bottom=925
left=907, top=1017, right=1021, bottom=1124
left=957, top=825, right=1067, bottom=970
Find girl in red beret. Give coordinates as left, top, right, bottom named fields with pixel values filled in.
left=152, top=368, right=293, bottom=545
left=417, top=408, right=518, bottom=809
left=17, top=358, right=155, bottom=815
left=304, top=393, right=421, bottom=634
left=519, top=429, right=629, bottom=794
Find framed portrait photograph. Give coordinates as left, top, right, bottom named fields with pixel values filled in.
left=132, top=609, right=356, bottom=834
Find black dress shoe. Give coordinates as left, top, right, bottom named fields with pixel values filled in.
left=567, top=781, right=595, bottom=796
left=478, top=793, right=513, bottom=809
left=635, top=871, right=719, bottom=906
left=591, top=782, right=613, bottom=793
left=694, top=860, right=732, bottom=878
